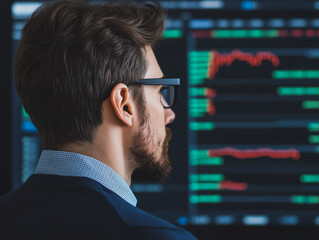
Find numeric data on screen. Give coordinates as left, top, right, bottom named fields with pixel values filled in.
left=187, top=14, right=319, bottom=225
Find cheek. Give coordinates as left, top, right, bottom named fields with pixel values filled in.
left=149, top=103, right=166, bottom=137
left=145, top=90, right=166, bottom=137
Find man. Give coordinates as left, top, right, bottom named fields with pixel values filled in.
left=0, top=1, right=197, bottom=239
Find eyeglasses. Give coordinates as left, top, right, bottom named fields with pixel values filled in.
left=133, top=78, right=180, bottom=108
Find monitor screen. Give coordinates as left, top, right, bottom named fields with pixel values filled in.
left=10, top=0, right=319, bottom=229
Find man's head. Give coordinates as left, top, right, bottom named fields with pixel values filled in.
left=15, top=0, right=176, bottom=182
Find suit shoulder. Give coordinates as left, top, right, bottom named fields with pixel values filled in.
left=103, top=188, right=172, bottom=228
left=101, top=188, right=197, bottom=239
left=0, top=188, right=20, bottom=211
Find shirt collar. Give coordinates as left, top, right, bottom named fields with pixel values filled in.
left=35, top=150, right=137, bottom=207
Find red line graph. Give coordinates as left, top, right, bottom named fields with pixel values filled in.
left=220, top=181, right=248, bottom=191
left=209, top=147, right=300, bottom=160
left=208, top=49, right=280, bottom=79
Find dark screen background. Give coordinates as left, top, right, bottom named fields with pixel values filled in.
left=3, top=1, right=319, bottom=239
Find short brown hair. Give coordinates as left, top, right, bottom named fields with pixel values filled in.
left=15, top=0, right=165, bottom=149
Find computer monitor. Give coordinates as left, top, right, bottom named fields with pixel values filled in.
left=9, top=1, right=319, bottom=233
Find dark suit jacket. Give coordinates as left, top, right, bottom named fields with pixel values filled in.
left=0, top=174, right=197, bottom=240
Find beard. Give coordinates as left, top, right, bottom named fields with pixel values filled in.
left=130, top=121, right=172, bottom=183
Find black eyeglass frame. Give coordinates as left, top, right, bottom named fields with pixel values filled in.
left=132, top=78, right=180, bottom=108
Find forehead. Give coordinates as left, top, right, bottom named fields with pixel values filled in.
left=144, top=46, right=164, bottom=79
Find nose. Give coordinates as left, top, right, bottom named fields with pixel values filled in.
left=164, top=108, right=175, bottom=125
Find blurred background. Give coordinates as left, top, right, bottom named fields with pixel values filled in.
left=1, top=0, right=319, bottom=239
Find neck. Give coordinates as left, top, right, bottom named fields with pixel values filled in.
left=59, top=126, right=134, bottom=186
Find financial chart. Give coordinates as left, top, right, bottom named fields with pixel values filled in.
left=185, top=13, right=319, bottom=225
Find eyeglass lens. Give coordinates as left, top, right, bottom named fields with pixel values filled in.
left=160, top=86, right=174, bottom=108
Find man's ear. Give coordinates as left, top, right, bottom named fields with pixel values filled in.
left=109, top=83, right=133, bottom=127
